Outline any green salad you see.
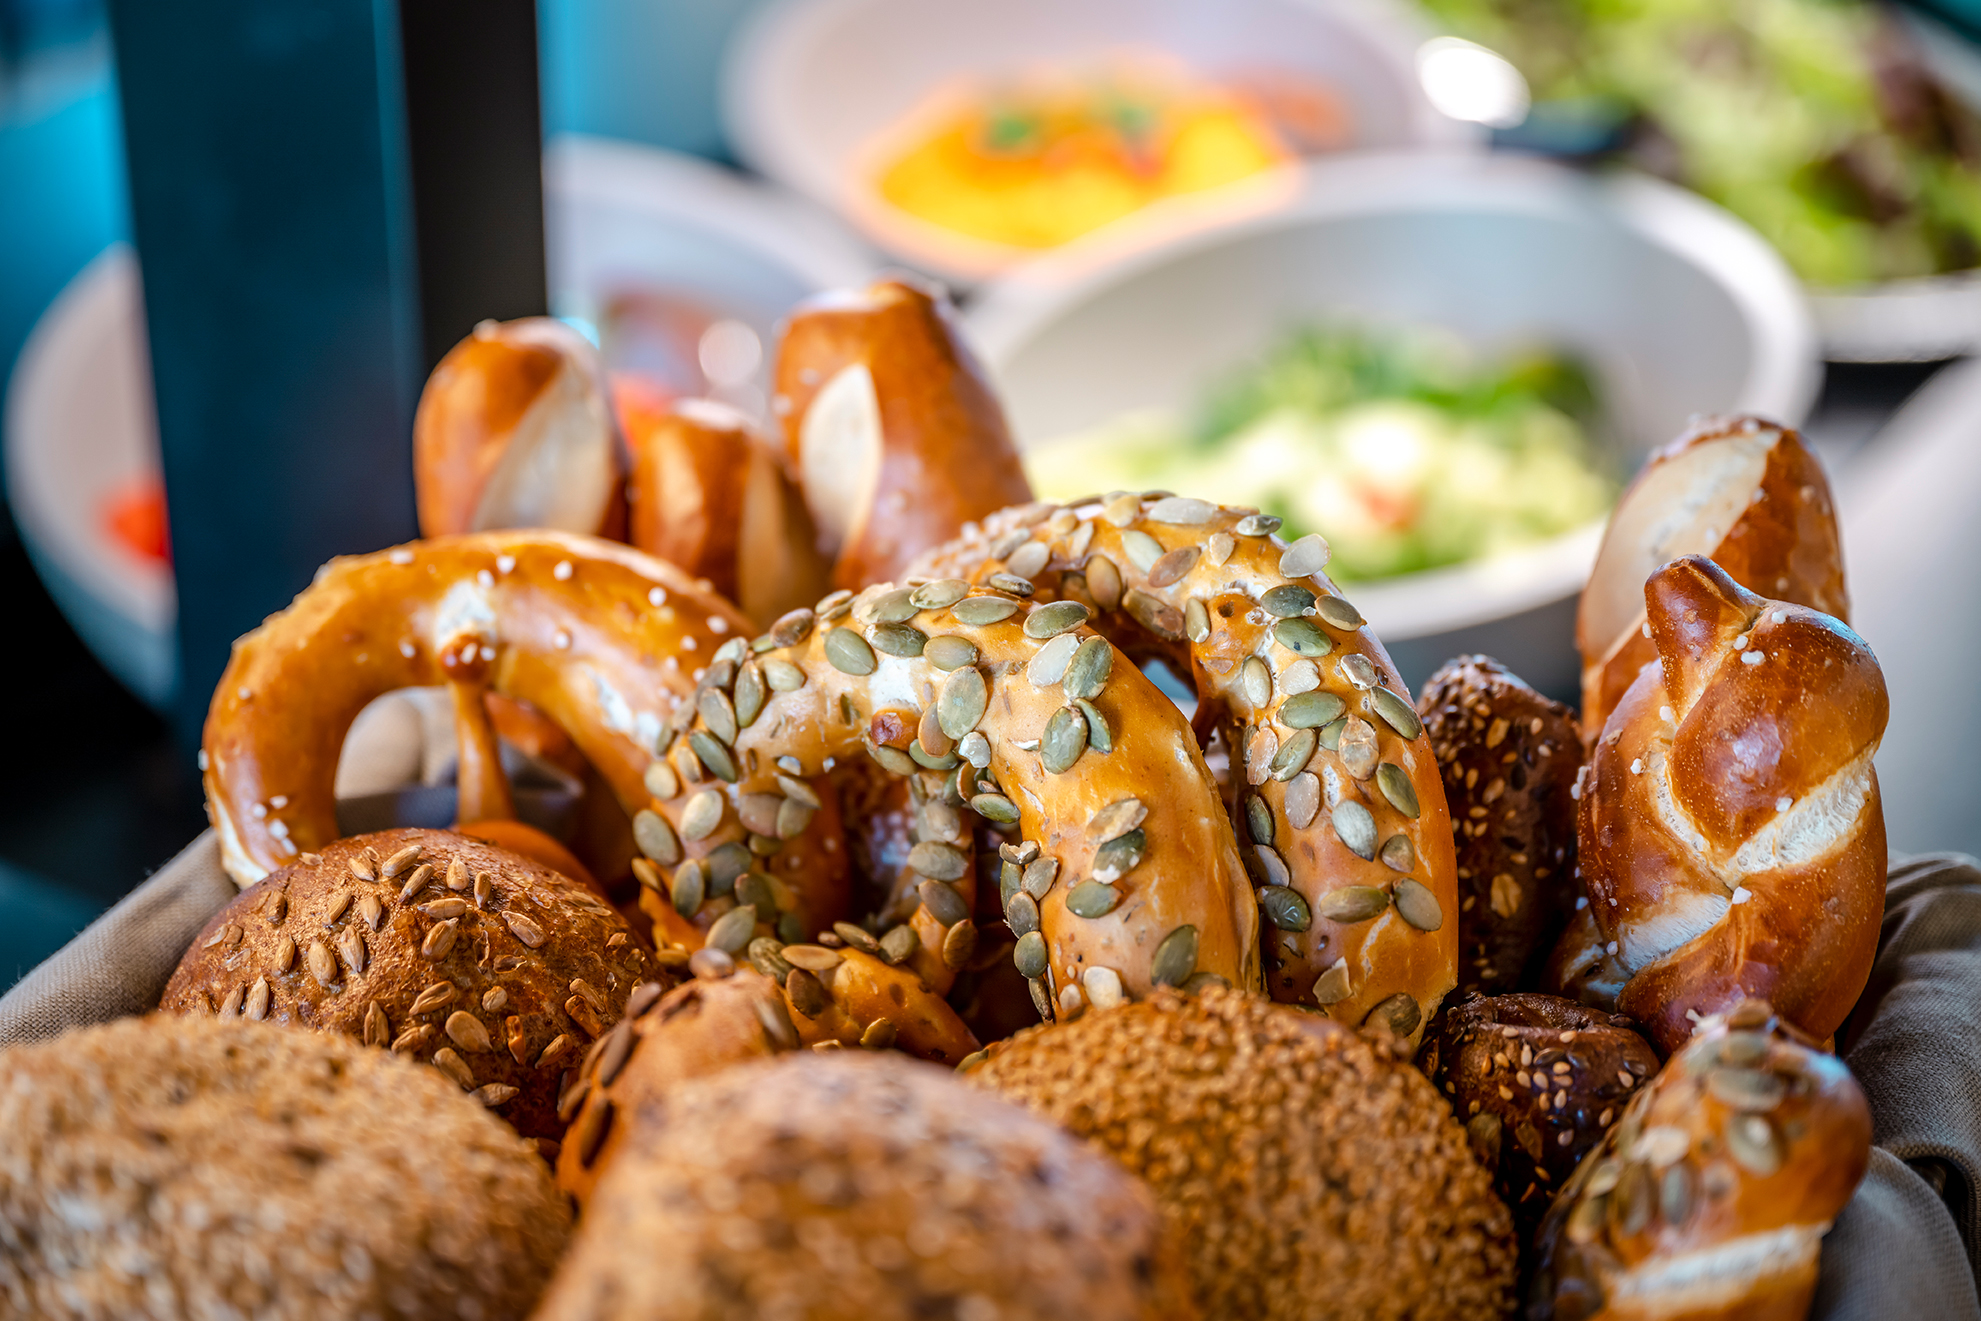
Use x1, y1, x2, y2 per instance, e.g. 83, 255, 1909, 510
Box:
1420, 0, 1981, 286
1029, 323, 1616, 582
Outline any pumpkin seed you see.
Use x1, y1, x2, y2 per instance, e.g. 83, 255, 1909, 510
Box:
1285, 772, 1321, 828
1004, 890, 1041, 936
633, 810, 681, 865
689, 732, 739, 782
1270, 727, 1317, 781
1261, 585, 1316, 617
1076, 698, 1114, 753
942, 919, 978, 968
1719, 1031, 1772, 1066
706, 906, 757, 954
1339, 653, 1380, 689
1063, 636, 1113, 699
1312, 958, 1352, 1004
1369, 686, 1422, 739
1281, 690, 1347, 728
870, 743, 916, 776
879, 924, 919, 964
1379, 833, 1416, 873
1395, 879, 1443, 931
1279, 658, 1321, 695
769, 607, 816, 647
748, 936, 792, 981
906, 579, 965, 610
958, 731, 992, 767
988, 573, 1035, 597
1273, 617, 1333, 657
764, 658, 806, 691
1124, 589, 1184, 639
1363, 992, 1421, 1037
1025, 600, 1091, 639
1332, 800, 1377, 859
1022, 856, 1059, 899
823, 627, 876, 676
734, 662, 766, 729
1709, 1067, 1787, 1112
707, 843, 752, 893
953, 594, 1021, 626
991, 527, 1031, 559
913, 878, 966, 926
1183, 597, 1211, 643
1236, 513, 1281, 536
1147, 545, 1200, 588
776, 798, 815, 839
1014, 930, 1050, 978
1093, 828, 1146, 882
1377, 763, 1421, 818
1151, 925, 1200, 985
697, 688, 738, 746
1660, 1163, 1694, 1225
1616, 1162, 1654, 1236
735, 872, 777, 921
670, 861, 706, 917
1120, 529, 1164, 571
972, 792, 1020, 824
833, 921, 881, 955
1339, 718, 1379, 779
1264, 884, 1316, 931
924, 635, 980, 671
680, 790, 724, 840
1314, 594, 1364, 629
1279, 533, 1330, 578
870, 622, 927, 657
1086, 555, 1123, 610
1253, 844, 1291, 888
1007, 540, 1051, 580
1147, 495, 1216, 524
784, 966, 828, 1017
864, 587, 920, 624
909, 740, 960, 771
1090, 797, 1147, 841
1245, 794, 1274, 845
1238, 656, 1272, 710
1027, 631, 1080, 686
643, 759, 679, 800
1319, 885, 1389, 922
1318, 717, 1348, 751
1042, 706, 1088, 773
930, 668, 986, 741
1066, 881, 1122, 918
907, 841, 969, 881
1585, 1159, 1624, 1197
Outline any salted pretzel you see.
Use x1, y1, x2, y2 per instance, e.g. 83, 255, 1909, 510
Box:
203, 531, 765, 888
912, 495, 1458, 1036
1575, 555, 1887, 1054
771, 277, 1035, 590
1578, 416, 1847, 737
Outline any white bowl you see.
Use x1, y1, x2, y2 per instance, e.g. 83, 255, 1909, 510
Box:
722, 0, 1472, 282
967, 150, 1822, 697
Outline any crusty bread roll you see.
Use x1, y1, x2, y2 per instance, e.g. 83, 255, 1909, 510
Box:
532, 1052, 1197, 1321
970, 986, 1517, 1321
415, 317, 624, 539
1528, 1000, 1872, 1321
1578, 416, 1847, 737
0, 1015, 568, 1320
771, 277, 1034, 589
1576, 556, 1887, 1054
160, 828, 662, 1141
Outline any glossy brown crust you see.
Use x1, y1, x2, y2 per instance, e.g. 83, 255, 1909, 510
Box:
159, 829, 660, 1141
914, 496, 1456, 1039
1545, 904, 1631, 1011
1580, 557, 1888, 1054
1527, 1002, 1872, 1321
555, 968, 791, 1206
532, 1052, 1199, 1321
1417, 992, 1658, 1245
772, 277, 1034, 589
414, 317, 623, 539
648, 563, 1262, 1026
202, 530, 751, 886
1579, 417, 1847, 737
1419, 657, 1582, 992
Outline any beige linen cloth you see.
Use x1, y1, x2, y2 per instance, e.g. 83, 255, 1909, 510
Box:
2, 836, 1977, 1319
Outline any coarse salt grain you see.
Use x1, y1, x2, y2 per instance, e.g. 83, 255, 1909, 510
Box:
553, 560, 573, 581
496, 555, 515, 574
649, 586, 667, 607
477, 570, 494, 588
399, 640, 416, 658
1776, 796, 1792, 812
1731, 886, 1752, 904
1630, 759, 1644, 775
1742, 651, 1764, 665
390, 549, 414, 565
709, 617, 728, 634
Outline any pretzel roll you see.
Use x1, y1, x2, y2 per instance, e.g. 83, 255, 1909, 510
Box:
1528, 1000, 1872, 1321
912, 495, 1456, 1036
1418, 992, 1658, 1244
1419, 656, 1583, 991
1545, 904, 1632, 1010
202, 531, 750, 886
772, 941, 980, 1063
623, 396, 830, 625
1579, 416, 1846, 736
649, 574, 1262, 1022
160, 829, 660, 1142
772, 277, 1033, 589
415, 317, 623, 539
1580, 556, 1887, 1054
556, 966, 794, 1206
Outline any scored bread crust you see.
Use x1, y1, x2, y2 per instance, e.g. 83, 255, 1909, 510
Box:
160, 828, 660, 1141
0, 1015, 569, 1320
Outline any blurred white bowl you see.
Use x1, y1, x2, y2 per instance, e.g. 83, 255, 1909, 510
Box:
967, 150, 1822, 697
723, 0, 1473, 282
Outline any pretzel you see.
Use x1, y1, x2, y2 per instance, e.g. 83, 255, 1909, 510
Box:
1576, 555, 1887, 1054
413, 318, 624, 539
1528, 1000, 1871, 1321
644, 562, 1264, 1028
202, 531, 753, 887
1578, 416, 1846, 737
771, 277, 1034, 590
912, 494, 1458, 1037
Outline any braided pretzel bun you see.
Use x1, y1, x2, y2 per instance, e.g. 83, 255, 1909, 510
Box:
1578, 555, 1888, 1054
771, 277, 1034, 590
1579, 416, 1846, 737
645, 569, 1260, 1030
1528, 1000, 1872, 1321
622, 394, 830, 626
912, 495, 1457, 1037
202, 531, 755, 887
413, 317, 624, 539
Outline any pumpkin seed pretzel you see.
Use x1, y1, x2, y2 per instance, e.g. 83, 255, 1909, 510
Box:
912, 493, 1459, 1035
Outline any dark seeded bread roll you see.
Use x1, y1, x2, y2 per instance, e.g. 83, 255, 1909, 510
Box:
161, 827, 665, 1141
0, 1015, 568, 1319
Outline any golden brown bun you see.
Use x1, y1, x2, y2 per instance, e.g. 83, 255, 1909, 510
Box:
1578, 417, 1847, 736
913, 495, 1456, 1040
1419, 656, 1583, 991
160, 828, 661, 1140
1417, 991, 1659, 1244
1578, 556, 1887, 1053
556, 966, 794, 1206
970, 986, 1517, 1321
414, 317, 623, 539
1528, 1000, 1872, 1321
0, 1015, 568, 1319
531, 1051, 1197, 1321
201, 530, 751, 886
624, 396, 831, 626
772, 277, 1034, 589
